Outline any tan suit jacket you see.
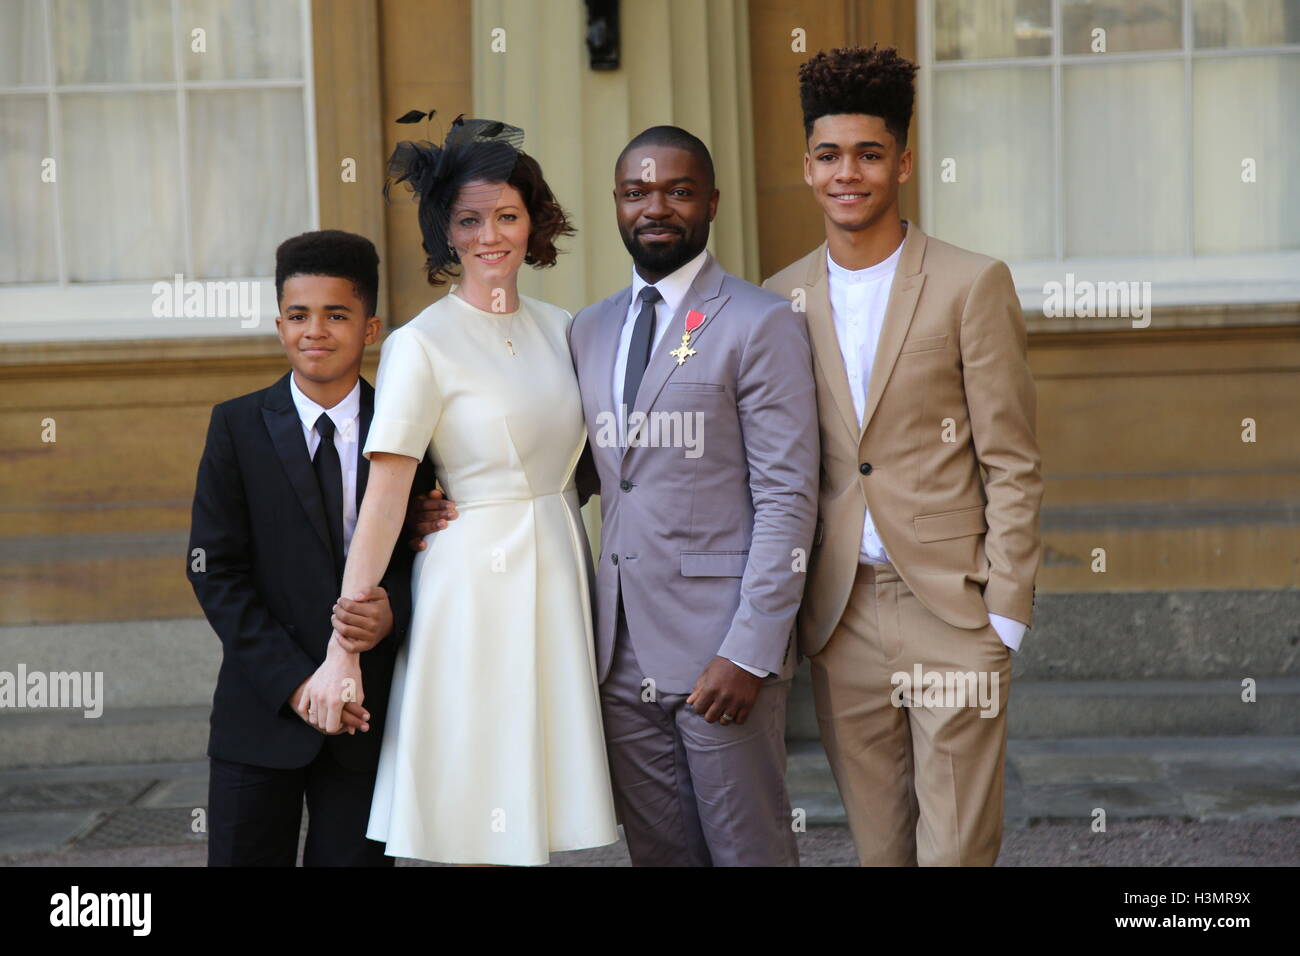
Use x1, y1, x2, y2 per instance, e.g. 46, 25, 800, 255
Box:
763, 222, 1042, 657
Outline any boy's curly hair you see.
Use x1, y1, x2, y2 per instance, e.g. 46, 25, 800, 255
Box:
799, 45, 919, 147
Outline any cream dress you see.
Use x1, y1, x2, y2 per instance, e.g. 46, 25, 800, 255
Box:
363, 288, 618, 865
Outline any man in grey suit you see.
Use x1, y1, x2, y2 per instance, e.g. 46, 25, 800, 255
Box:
567, 126, 820, 865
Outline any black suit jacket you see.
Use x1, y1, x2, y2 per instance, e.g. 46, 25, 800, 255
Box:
186, 371, 435, 772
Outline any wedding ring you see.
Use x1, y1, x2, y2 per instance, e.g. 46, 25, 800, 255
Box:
721, 713, 734, 724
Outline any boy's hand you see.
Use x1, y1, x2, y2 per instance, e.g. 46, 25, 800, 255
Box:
289, 677, 370, 735
407, 489, 458, 550
296, 638, 365, 734
332, 585, 393, 653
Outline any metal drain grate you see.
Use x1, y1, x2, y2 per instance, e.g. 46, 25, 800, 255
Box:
75, 807, 206, 850
0, 780, 153, 811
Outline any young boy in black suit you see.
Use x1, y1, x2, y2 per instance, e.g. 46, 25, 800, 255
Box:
187, 230, 435, 866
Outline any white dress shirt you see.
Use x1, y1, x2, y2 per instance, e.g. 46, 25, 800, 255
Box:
611, 248, 709, 411
289, 374, 361, 557
827, 244, 1026, 653
612, 249, 768, 678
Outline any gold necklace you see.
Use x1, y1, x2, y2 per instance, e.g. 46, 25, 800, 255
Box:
453, 286, 519, 355
492, 309, 519, 356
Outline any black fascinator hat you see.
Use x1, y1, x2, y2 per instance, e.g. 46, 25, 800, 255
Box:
384, 111, 526, 284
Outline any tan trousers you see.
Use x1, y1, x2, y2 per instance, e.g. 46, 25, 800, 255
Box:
809, 561, 1013, 866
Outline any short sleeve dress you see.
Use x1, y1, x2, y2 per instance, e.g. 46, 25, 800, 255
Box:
362, 288, 618, 865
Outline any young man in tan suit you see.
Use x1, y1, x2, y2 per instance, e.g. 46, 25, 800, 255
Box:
763, 46, 1043, 866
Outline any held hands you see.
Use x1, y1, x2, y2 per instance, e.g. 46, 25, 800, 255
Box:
331, 585, 394, 653
289, 675, 369, 735
294, 635, 367, 735
406, 489, 458, 551
686, 656, 762, 726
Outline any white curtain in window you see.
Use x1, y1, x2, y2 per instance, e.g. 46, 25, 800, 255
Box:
53, 0, 174, 84
0, 0, 47, 86
189, 89, 310, 276
0, 96, 58, 283
925, 0, 1298, 268
935, 0, 1052, 60
1064, 60, 1186, 257
0, 0, 309, 285
932, 67, 1054, 261
1193, 55, 1300, 254
181, 0, 304, 81
1193, 0, 1300, 48
60, 92, 185, 281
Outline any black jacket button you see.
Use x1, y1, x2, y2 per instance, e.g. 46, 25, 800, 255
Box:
611, 553, 619, 565
859, 462, 873, 475
619, 479, 632, 491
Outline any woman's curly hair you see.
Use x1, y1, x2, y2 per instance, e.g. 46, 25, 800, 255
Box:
798, 45, 919, 147
384, 115, 576, 287
424, 151, 576, 287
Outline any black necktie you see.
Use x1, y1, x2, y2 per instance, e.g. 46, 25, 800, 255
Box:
622, 285, 662, 410
312, 412, 345, 578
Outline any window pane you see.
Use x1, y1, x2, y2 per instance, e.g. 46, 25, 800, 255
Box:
932, 67, 1054, 260
180, 0, 304, 82
1194, 56, 1300, 253
1062, 0, 1182, 54
1193, 0, 1300, 48
0, 96, 58, 282
61, 92, 184, 280
188, 89, 310, 277
54, 0, 174, 85
934, 0, 1052, 60
1064, 61, 1186, 256
0, 0, 48, 86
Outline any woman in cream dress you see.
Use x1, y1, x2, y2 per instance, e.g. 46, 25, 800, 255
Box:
364, 285, 616, 865
317, 118, 616, 864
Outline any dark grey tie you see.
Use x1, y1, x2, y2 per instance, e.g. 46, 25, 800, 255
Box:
622, 285, 662, 409
312, 412, 345, 579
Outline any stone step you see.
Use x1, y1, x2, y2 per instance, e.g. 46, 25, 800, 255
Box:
788, 735, 1300, 825
0, 706, 210, 771
3, 739, 1293, 853
2, 676, 1297, 769
786, 673, 1300, 739
1013, 589, 1300, 680
2, 590, 1298, 718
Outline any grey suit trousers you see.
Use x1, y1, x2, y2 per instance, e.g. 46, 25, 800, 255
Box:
600, 598, 799, 866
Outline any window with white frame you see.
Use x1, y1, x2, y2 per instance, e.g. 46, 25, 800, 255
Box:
0, 0, 316, 341
918, 0, 1300, 309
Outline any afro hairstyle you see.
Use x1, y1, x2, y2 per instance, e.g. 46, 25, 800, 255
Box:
799, 45, 919, 148
275, 229, 380, 318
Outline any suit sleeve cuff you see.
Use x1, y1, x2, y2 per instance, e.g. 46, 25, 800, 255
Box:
727, 658, 769, 678
988, 613, 1027, 653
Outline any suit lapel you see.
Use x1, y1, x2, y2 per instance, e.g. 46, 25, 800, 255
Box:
625, 251, 730, 450
589, 288, 631, 474
859, 223, 928, 440
801, 243, 859, 443
356, 378, 373, 513
261, 371, 334, 555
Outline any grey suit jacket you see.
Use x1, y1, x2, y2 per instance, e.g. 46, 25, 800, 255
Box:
568, 250, 820, 694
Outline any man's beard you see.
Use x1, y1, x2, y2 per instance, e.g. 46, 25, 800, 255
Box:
621, 227, 703, 276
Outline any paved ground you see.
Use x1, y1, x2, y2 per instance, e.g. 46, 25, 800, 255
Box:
2, 737, 1296, 867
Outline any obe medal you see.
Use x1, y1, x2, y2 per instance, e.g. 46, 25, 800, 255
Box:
670, 309, 706, 366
